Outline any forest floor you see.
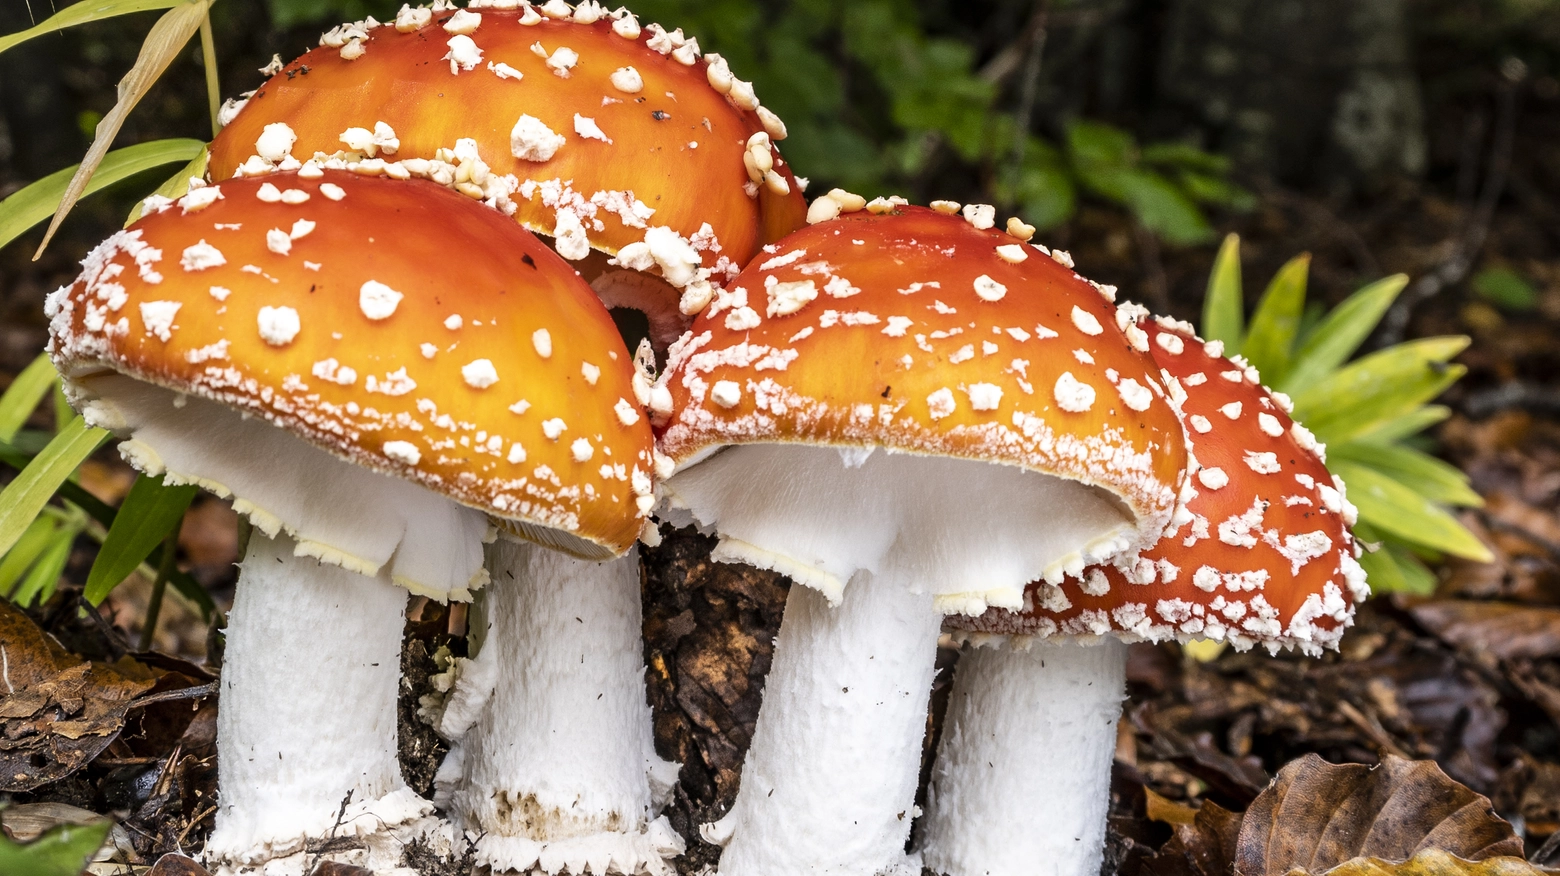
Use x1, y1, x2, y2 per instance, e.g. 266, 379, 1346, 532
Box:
5, 161, 1560, 875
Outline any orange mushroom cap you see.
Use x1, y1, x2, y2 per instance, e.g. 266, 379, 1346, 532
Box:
47, 171, 653, 557
945, 318, 1366, 655
656, 204, 1190, 550
208, 6, 807, 284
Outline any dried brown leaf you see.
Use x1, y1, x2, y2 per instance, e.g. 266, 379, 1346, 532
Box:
1236, 754, 1523, 876
1305, 848, 1557, 876
1408, 601, 1560, 661
1145, 800, 1244, 876
146, 852, 212, 876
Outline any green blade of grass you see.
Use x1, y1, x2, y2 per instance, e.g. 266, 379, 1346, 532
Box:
124, 145, 207, 226
1278, 274, 1408, 395
0, 515, 60, 598
0, 417, 107, 559
11, 522, 79, 607
0, 821, 113, 876
1356, 540, 1438, 596
34, 1, 211, 257
0, 138, 204, 252
1327, 441, 1483, 508
84, 472, 197, 605
1201, 233, 1244, 352
1331, 460, 1492, 562
1351, 405, 1452, 445
1240, 253, 1310, 384
0, 0, 182, 55
0, 354, 56, 444
1292, 336, 1470, 444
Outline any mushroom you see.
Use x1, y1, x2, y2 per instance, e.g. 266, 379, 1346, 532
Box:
922, 316, 1366, 876
653, 200, 1189, 874
206, 1, 806, 354
45, 170, 650, 873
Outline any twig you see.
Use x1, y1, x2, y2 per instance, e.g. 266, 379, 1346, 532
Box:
1476, 509, 1560, 563
174, 803, 217, 850
1461, 381, 1560, 418
1380, 72, 1521, 345
128, 681, 218, 709
1002, 2, 1049, 203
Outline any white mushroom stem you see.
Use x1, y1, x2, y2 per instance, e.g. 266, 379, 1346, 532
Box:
704, 567, 942, 876
207, 532, 433, 874
920, 639, 1128, 876
436, 540, 683, 875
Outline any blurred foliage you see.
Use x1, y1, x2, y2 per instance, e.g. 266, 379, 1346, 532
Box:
1200, 235, 1490, 595
262, 0, 1251, 242
0, 819, 111, 876
1471, 265, 1539, 312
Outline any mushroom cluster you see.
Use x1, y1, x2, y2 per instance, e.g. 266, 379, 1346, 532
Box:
45, 3, 1370, 876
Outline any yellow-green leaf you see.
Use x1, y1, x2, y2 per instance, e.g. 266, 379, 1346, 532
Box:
0, 138, 203, 253
35, 1, 211, 257
1328, 441, 1483, 508
124, 145, 207, 226
1352, 405, 1452, 445
0, 820, 112, 876
1314, 849, 1553, 876
1279, 274, 1408, 395
1241, 253, 1310, 384
1331, 461, 1492, 562
1202, 233, 1244, 351
0, 0, 182, 55
1292, 337, 1470, 444
0, 354, 56, 444
0, 417, 108, 560
84, 473, 197, 605
10, 523, 77, 607
0, 515, 60, 599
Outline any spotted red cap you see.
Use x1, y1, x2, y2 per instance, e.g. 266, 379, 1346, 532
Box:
207, 2, 807, 313
48, 171, 655, 565
946, 317, 1366, 655
656, 201, 1190, 557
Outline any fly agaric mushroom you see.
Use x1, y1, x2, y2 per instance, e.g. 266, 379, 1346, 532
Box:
207, 1, 806, 353
46, 170, 654, 873
922, 316, 1366, 876
653, 200, 1189, 875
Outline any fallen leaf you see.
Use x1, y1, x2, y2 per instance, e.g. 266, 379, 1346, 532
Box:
1144, 799, 1243, 876
1236, 754, 1523, 876
146, 852, 212, 876
1408, 601, 1560, 661
1306, 848, 1557, 876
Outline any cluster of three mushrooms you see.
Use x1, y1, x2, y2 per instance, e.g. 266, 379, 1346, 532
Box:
649, 198, 1365, 876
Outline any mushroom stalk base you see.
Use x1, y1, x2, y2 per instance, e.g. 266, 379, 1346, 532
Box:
707, 568, 942, 876
437, 540, 682, 875
206, 533, 434, 876
921, 640, 1127, 876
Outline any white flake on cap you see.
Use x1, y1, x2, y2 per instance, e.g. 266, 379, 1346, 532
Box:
319, 183, 346, 201
488, 61, 523, 80
1217, 499, 1266, 548
546, 46, 579, 77
883, 316, 913, 337
1156, 333, 1184, 355
462, 359, 500, 389
139, 301, 180, 342
1116, 378, 1153, 412
1197, 467, 1228, 489
311, 358, 358, 385
443, 8, 481, 33
768, 280, 817, 317
582, 362, 601, 385
511, 114, 566, 162
1244, 451, 1280, 474
1258, 413, 1284, 437
359, 281, 402, 320
571, 437, 594, 462
1071, 306, 1103, 336
180, 186, 223, 213
1220, 401, 1242, 420
257, 183, 283, 203
532, 328, 553, 358
965, 383, 1002, 411
711, 380, 742, 408
542, 418, 567, 439
1053, 372, 1095, 412
444, 314, 463, 330
444, 35, 484, 73
383, 440, 421, 465
1190, 414, 1213, 434
615, 398, 641, 426
266, 229, 292, 255
926, 387, 957, 420
289, 219, 315, 240
610, 66, 643, 93
995, 244, 1028, 264
180, 241, 226, 272
257, 305, 300, 346
973, 275, 1007, 302
962, 203, 995, 230
255, 123, 297, 163
574, 114, 612, 143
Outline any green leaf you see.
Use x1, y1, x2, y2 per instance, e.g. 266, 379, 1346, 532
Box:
1202, 234, 1245, 351
0, 516, 60, 598
0, 139, 203, 253
0, 417, 108, 560
1066, 119, 1135, 169
1352, 405, 1452, 445
1470, 266, 1538, 312
1241, 253, 1311, 383
1293, 337, 1469, 444
0, 0, 182, 55
85, 473, 197, 605
1330, 461, 1492, 562
125, 145, 208, 226
1278, 274, 1408, 395
1356, 541, 1437, 596
0, 355, 56, 444
1117, 170, 1215, 246
11, 523, 78, 607
0, 820, 112, 876
1328, 441, 1483, 508
35, 1, 212, 257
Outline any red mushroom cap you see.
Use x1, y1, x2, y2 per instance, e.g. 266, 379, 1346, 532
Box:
945, 317, 1366, 655
656, 203, 1190, 551
207, 7, 807, 281
48, 171, 654, 558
